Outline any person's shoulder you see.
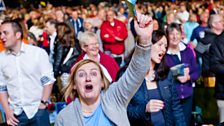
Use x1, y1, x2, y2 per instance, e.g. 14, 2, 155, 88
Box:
193, 25, 201, 31
0, 51, 6, 59
100, 52, 114, 59
100, 52, 118, 65
183, 46, 194, 55
57, 102, 74, 116
114, 19, 125, 25
25, 44, 48, 55
212, 33, 224, 46
216, 32, 224, 40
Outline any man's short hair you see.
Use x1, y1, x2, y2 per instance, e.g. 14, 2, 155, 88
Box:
46, 18, 57, 26
2, 19, 23, 39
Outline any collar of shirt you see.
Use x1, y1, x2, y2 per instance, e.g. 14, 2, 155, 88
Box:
50, 32, 57, 40
6, 42, 26, 56
167, 42, 186, 55
83, 53, 100, 61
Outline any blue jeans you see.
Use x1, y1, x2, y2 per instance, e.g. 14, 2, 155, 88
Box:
15, 109, 50, 126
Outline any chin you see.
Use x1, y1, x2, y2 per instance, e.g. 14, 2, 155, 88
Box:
152, 59, 161, 64
155, 61, 161, 64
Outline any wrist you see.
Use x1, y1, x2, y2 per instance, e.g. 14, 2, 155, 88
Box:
138, 37, 151, 47
41, 100, 49, 107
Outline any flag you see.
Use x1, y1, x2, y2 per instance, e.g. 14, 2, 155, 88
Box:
125, 0, 137, 17
0, 0, 5, 11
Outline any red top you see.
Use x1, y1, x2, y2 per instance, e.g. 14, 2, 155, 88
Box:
100, 19, 128, 55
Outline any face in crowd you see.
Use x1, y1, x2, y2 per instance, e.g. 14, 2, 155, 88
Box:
106, 10, 115, 23
66, 60, 109, 104
0, 22, 22, 50
167, 23, 182, 48
79, 32, 100, 57
151, 31, 168, 65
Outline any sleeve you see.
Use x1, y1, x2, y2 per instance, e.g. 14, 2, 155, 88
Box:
127, 86, 151, 122
53, 44, 64, 77
209, 37, 224, 74
103, 44, 151, 107
54, 114, 63, 126
100, 22, 116, 43
171, 83, 187, 126
188, 48, 200, 81
190, 29, 196, 42
39, 49, 56, 86
114, 22, 128, 41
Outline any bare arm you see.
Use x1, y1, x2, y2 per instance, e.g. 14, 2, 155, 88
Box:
0, 92, 19, 126
39, 84, 53, 109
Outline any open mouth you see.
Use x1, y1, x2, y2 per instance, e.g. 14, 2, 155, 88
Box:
158, 53, 164, 59
85, 84, 93, 92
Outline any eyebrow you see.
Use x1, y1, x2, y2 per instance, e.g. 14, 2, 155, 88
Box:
77, 68, 98, 72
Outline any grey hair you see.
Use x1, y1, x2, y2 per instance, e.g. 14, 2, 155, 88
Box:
208, 14, 220, 28
77, 31, 98, 46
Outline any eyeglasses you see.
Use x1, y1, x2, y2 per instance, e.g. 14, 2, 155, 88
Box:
84, 42, 99, 47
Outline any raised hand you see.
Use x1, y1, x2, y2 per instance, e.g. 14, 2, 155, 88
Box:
134, 13, 153, 46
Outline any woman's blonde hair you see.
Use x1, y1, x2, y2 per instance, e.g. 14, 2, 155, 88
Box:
64, 59, 110, 102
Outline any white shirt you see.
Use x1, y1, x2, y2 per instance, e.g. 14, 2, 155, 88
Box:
49, 32, 57, 64
167, 42, 186, 61
29, 26, 44, 40
0, 43, 55, 119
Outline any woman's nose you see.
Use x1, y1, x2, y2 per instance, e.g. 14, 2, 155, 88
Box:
85, 74, 91, 82
161, 46, 166, 52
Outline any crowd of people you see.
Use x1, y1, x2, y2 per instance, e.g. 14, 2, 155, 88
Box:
0, 0, 224, 125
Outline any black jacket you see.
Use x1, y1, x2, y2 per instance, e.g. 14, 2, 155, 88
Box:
199, 30, 218, 76
53, 42, 81, 77
209, 32, 224, 100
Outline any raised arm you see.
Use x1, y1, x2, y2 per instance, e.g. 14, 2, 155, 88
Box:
102, 13, 153, 107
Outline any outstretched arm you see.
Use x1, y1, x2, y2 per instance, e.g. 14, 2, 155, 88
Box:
103, 13, 153, 107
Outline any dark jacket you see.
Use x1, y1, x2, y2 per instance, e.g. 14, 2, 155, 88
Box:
209, 32, 224, 100
198, 30, 218, 76
53, 42, 81, 77
127, 72, 186, 126
68, 17, 84, 36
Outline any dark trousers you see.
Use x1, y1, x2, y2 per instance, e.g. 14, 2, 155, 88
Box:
15, 109, 50, 126
180, 96, 193, 126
